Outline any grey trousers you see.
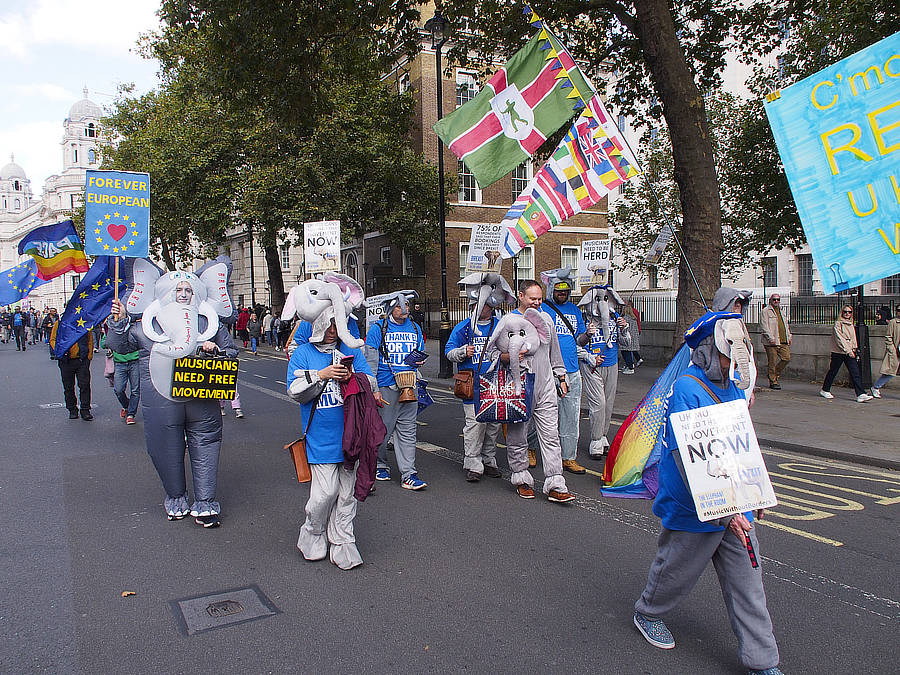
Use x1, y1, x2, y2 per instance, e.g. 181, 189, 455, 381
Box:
635, 527, 780, 671
505, 393, 567, 494
581, 363, 618, 451
557, 369, 582, 461
376, 386, 418, 480
297, 463, 362, 570
462, 403, 499, 473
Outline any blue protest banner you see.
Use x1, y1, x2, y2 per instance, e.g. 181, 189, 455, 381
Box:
764, 31, 900, 294
84, 170, 150, 258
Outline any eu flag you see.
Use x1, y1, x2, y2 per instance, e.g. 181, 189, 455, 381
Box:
54, 256, 126, 359
0, 258, 49, 306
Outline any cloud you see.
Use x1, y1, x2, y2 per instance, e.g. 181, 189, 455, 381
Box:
12, 83, 77, 103
0, 120, 70, 188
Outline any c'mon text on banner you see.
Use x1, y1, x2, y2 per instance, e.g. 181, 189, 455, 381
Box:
84, 169, 151, 258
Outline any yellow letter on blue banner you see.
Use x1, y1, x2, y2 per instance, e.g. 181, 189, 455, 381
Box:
84, 170, 151, 258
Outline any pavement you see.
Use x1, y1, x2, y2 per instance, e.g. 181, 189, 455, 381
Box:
399, 337, 900, 471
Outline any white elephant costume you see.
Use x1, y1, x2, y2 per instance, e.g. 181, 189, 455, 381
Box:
108, 256, 238, 524
484, 308, 572, 499
711, 287, 757, 399
285, 273, 365, 357
576, 285, 631, 458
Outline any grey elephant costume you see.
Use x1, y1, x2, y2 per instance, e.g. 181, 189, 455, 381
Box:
108, 256, 238, 522
484, 308, 570, 495
711, 287, 757, 396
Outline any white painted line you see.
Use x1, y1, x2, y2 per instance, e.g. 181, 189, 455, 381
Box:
239, 380, 296, 404
276, 380, 286, 385
253, 373, 267, 379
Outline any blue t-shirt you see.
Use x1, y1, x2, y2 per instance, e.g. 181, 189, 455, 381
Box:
13, 312, 24, 327
286, 342, 370, 464
653, 364, 754, 532
539, 301, 584, 373
446, 317, 498, 403
585, 312, 621, 366
365, 317, 425, 388
292, 317, 360, 348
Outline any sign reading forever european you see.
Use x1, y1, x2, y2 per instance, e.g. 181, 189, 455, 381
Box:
84, 169, 151, 258
764, 30, 900, 294
171, 357, 239, 400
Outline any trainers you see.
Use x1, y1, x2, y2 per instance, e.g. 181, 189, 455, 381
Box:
769, 382, 781, 390
69, 410, 79, 420
562, 459, 587, 474
856, 393, 873, 403
221, 407, 226, 416
483, 465, 502, 478
622, 367, 635, 374
636, 358, 644, 367
375, 468, 391, 481
167, 512, 187, 521
234, 408, 244, 418
120, 408, 127, 418
125, 415, 136, 425
80, 410, 94, 421
633, 612, 675, 649
547, 489, 576, 503
465, 470, 481, 482
516, 484, 535, 499
819, 390, 834, 399
870, 387, 881, 398
401, 473, 427, 490
527, 448, 537, 468
195, 514, 221, 528
748, 669, 784, 675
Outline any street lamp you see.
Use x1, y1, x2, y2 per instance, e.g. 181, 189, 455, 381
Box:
424, 10, 453, 378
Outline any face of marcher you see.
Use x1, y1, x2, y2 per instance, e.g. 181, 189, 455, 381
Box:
175, 281, 194, 305
518, 285, 544, 312
391, 305, 408, 322
323, 319, 338, 344
552, 288, 570, 304
770, 296, 780, 307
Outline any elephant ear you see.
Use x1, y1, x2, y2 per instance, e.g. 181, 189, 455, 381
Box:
577, 288, 597, 308
523, 308, 551, 343
606, 287, 625, 307
197, 257, 235, 319
458, 271, 486, 287
122, 257, 163, 317
323, 272, 364, 309
281, 285, 302, 321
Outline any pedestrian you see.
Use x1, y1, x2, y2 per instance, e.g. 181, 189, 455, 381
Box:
12, 305, 27, 351
760, 294, 792, 390
446, 273, 514, 482
42, 309, 56, 343
247, 312, 261, 354
819, 305, 872, 402
101, 327, 141, 424
538, 268, 587, 475
262, 309, 273, 345
485, 280, 576, 503
236, 307, 250, 347
0, 307, 11, 344
365, 290, 428, 490
410, 301, 426, 334
288, 308, 379, 569
49, 317, 94, 420
632, 310, 783, 675
219, 384, 245, 418
620, 299, 642, 373
875, 306, 890, 325
871, 304, 900, 398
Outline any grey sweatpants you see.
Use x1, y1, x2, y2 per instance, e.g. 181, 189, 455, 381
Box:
462, 403, 499, 473
505, 391, 567, 494
581, 363, 618, 452
376, 386, 418, 480
635, 526, 779, 671
297, 463, 361, 570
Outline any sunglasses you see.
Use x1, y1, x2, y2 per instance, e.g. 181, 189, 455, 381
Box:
842, 309, 853, 314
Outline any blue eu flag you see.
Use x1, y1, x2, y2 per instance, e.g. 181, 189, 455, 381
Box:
54, 256, 126, 358
0, 258, 48, 306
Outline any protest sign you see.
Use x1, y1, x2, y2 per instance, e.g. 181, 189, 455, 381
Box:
644, 224, 674, 266
171, 356, 239, 400
466, 222, 504, 273
84, 170, 150, 257
764, 31, 900, 294
365, 293, 392, 331
304, 220, 340, 274
669, 399, 777, 522
577, 239, 612, 287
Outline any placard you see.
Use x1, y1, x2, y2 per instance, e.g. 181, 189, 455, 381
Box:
171, 356, 239, 400
764, 31, 900, 294
364, 293, 392, 332
669, 399, 777, 522
303, 220, 340, 274
466, 222, 504, 273
577, 239, 612, 287
84, 170, 150, 257
643, 224, 674, 266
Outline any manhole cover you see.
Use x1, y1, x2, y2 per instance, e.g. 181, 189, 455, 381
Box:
171, 585, 278, 635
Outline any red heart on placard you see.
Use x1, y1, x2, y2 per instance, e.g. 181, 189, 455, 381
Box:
107, 224, 127, 241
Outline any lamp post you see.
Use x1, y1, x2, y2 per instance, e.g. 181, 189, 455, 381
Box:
425, 10, 453, 379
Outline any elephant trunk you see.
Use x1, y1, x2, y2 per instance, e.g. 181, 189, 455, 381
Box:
505, 336, 527, 395
472, 282, 492, 330
326, 283, 364, 349
599, 298, 611, 344
147, 304, 201, 358
730, 338, 753, 390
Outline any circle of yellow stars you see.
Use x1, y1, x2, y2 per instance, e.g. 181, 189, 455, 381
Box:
94, 212, 139, 254
6, 261, 40, 293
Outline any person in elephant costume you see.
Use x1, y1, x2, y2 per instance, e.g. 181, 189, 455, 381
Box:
284, 273, 365, 357
108, 256, 238, 528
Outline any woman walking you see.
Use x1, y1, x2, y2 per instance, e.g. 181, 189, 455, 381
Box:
819, 305, 873, 403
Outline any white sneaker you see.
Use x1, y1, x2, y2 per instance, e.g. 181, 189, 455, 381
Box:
856, 393, 873, 403
819, 390, 834, 399
622, 367, 635, 374
636, 359, 644, 367
870, 387, 881, 398
234, 408, 244, 418
221, 408, 226, 416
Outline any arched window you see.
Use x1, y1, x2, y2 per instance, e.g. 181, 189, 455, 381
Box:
13, 180, 20, 191
345, 252, 358, 282
88, 149, 96, 164
87, 123, 96, 138
15, 198, 21, 210
72, 146, 78, 163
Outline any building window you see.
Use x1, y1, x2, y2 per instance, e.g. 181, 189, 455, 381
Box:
561, 246, 579, 270
514, 246, 534, 281
279, 244, 291, 270
13, 180, 20, 191
456, 70, 478, 107
458, 160, 481, 203
511, 161, 531, 203
14, 198, 20, 210
648, 266, 659, 289
459, 243, 469, 283
345, 252, 358, 282
402, 249, 416, 277
617, 114, 627, 133
398, 71, 410, 94
88, 149, 96, 164
608, 269, 615, 287
87, 123, 96, 138
762, 256, 777, 287
380, 246, 391, 265
73, 147, 77, 163
796, 254, 814, 295
882, 274, 900, 295
70, 194, 76, 210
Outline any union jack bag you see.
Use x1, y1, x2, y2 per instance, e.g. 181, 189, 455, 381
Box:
474, 367, 535, 424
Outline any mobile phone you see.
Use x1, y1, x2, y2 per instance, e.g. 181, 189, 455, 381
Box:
340, 355, 355, 370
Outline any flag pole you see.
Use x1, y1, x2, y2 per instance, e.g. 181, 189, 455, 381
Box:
114, 256, 119, 303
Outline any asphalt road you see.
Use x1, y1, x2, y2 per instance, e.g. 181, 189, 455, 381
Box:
1, 344, 897, 674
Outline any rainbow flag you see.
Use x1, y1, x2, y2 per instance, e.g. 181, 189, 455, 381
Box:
18, 220, 90, 281
601, 344, 692, 498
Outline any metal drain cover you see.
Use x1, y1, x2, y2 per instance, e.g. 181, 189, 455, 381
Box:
172, 585, 278, 635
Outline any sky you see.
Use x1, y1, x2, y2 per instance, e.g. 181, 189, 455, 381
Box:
0, 0, 162, 192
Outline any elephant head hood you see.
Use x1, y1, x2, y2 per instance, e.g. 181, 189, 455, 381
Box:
540, 267, 576, 293
685, 311, 750, 389
381, 290, 419, 318
459, 272, 515, 329
711, 287, 752, 316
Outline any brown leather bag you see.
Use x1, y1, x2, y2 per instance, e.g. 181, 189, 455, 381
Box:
453, 370, 474, 399
284, 438, 312, 483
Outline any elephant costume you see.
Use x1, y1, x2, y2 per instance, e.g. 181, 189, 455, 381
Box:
108, 256, 238, 524
484, 309, 570, 495
286, 273, 366, 356
711, 287, 757, 397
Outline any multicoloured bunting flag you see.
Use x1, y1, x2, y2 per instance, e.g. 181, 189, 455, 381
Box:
0, 258, 49, 306
17, 220, 90, 281
433, 9, 594, 189
53, 256, 125, 359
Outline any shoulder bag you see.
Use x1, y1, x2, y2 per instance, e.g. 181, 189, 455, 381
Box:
283, 385, 325, 483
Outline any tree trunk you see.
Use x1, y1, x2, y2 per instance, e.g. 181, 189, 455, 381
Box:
633, 0, 723, 348
264, 244, 286, 315
160, 239, 175, 270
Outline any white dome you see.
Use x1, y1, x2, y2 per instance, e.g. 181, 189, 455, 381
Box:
0, 154, 26, 180
68, 87, 102, 121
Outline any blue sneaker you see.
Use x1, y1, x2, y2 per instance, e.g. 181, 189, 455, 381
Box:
401, 473, 427, 490
633, 612, 675, 649
375, 468, 391, 481
748, 669, 784, 675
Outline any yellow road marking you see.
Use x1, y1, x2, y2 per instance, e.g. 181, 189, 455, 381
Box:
764, 450, 900, 480
757, 519, 843, 547
771, 483, 864, 511
769, 471, 900, 505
